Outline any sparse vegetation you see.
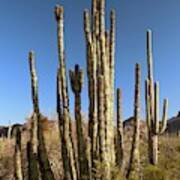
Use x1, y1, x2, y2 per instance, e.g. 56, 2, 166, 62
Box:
0, 0, 179, 180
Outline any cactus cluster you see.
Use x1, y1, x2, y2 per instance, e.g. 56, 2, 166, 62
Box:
145, 30, 168, 165
12, 0, 169, 180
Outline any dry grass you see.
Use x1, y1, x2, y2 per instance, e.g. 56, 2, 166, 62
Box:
0, 119, 179, 180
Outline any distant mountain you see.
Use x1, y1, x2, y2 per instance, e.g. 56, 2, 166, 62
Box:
167, 111, 180, 134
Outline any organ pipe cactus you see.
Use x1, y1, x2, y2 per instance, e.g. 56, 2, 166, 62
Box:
55, 5, 78, 180
69, 65, 89, 179
28, 51, 55, 180
14, 128, 23, 180
127, 64, 141, 180
83, 0, 117, 178
145, 30, 168, 165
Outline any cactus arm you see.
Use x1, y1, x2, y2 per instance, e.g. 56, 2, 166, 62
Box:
154, 82, 159, 134
159, 99, 168, 134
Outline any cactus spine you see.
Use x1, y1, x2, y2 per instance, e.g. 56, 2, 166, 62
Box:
14, 128, 23, 180
145, 30, 168, 165
116, 88, 124, 169
55, 6, 78, 180
127, 64, 141, 180
69, 65, 89, 179
28, 51, 55, 180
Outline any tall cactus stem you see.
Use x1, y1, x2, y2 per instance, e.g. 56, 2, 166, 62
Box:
127, 64, 141, 179
29, 51, 55, 180
55, 5, 78, 179
116, 88, 124, 169
69, 65, 89, 179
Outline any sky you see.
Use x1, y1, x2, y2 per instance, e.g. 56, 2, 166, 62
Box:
0, 0, 180, 125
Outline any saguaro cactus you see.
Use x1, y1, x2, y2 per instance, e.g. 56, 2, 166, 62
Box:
145, 80, 168, 165
69, 65, 89, 179
28, 51, 55, 180
127, 64, 141, 180
145, 30, 168, 165
14, 128, 23, 180
116, 88, 124, 169
55, 5, 78, 180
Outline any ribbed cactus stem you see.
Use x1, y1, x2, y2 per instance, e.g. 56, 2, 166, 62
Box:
116, 88, 124, 168
109, 9, 116, 164
29, 51, 55, 180
145, 80, 151, 129
127, 63, 140, 180
99, 0, 113, 171
159, 99, 168, 134
28, 51, 39, 180
154, 82, 160, 134
55, 5, 77, 180
29, 51, 39, 114
84, 8, 98, 169
69, 65, 89, 179
98, 75, 106, 163
14, 128, 23, 180
57, 68, 63, 136
147, 30, 154, 122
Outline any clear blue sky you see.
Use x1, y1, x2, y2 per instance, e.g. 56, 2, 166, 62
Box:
0, 0, 180, 125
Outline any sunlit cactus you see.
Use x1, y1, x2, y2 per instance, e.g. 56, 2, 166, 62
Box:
127, 64, 141, 180
28, 51, 55, 180
145, 30, 168, 165
55, 5, 78, 180
69, 65, 89, 179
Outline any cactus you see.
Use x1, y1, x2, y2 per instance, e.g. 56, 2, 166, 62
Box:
69, 65, 89, 179
116, 88, 124, 169
27, 51, 39, 180
97, 75, 106, 163
83, 1, 117, 178
28, 51, 55, 180
84, 9, 98, 167
145, 30, 168, 165
55, 5, 78, 180
127, 64, 141, 180
27, 141, 39, 180
14, 127, 23, 180
109, 10, 116, 164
